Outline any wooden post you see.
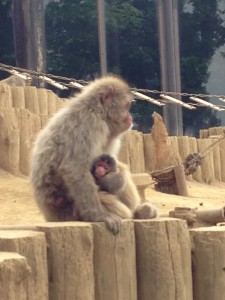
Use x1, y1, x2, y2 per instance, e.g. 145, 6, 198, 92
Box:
47, 90, 57, 116
190, 227, 225, 300
189, 137, 202, 182
24, 86, 40, 114
197, 139, 215, 183
15, 108, 33, 175
0, 252, 31, 300
0, 108, 20, 175
127, 130, 145, 173
143, 134, 156, 172
0, 84, 13, 107
216, 128, 225, 182
174, 164, 189, 196
168, 136, 182, 164
11, 86, 25, 108
0, 230, 48, 300
178, 136, 192, 180
92, 220, 137, 300
37, 88, 48, 115
37, 223, 95, 300
134, 218, 193, 300
212, 141, 221, 181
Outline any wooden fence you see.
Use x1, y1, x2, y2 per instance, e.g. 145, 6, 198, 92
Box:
119, 130, 225, 184
0, 84, 66, 176
0, 219, 224, 300
0, 84, 225, 184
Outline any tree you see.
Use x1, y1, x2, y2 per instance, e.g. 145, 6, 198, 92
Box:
0, 0, 15, 79
45, 0, 99, 79
179, 0, 225, 135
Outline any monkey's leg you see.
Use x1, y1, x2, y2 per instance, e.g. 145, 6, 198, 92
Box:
99, 191, 132, 219
133, 202, 158, 219
33, 188, 74, 222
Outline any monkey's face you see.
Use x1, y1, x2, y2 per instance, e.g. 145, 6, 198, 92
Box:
91, 154, 116, 178
105, 91, 134, 134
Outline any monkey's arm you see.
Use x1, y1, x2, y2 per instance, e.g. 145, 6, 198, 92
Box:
96, 172, 125, 194
60, 166, 122, 234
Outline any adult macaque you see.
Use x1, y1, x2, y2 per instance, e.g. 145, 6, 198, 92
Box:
31, 76, 157, 234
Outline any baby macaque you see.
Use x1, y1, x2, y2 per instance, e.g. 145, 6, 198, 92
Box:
91, 154, 125, 194
91, 154, 158, 220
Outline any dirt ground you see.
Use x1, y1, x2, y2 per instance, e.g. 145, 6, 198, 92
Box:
0, 168, 225, 225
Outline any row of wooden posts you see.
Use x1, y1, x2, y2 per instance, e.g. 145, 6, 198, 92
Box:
0, 219, 224, 300
0, 83, 225, 184
120, 129, 225, 184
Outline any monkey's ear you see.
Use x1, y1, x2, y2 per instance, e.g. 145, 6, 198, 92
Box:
101, 88, 114, 105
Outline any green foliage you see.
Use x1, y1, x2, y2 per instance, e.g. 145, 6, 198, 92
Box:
0, 0, 15, 78
45, 0, 99, 78
179, 0, 225, 135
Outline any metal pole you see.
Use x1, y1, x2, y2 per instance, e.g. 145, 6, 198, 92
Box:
156, 0, 183, 136
96, 0, 108, 75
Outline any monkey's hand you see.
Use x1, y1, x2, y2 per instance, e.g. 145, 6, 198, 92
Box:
96, 213, 122, 235
96, 172, 125, 194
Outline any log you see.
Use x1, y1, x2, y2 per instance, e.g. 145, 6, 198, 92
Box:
92, 220, 137, 300
31, 114, 42, 143
190, 227, 225, 300
218, 135, 225, 182
197, 139, 215, 184
189, 137, 202, 182
15, 108, 33, 175
37, 88, 48, 115
11, 86, 25, 108
24, 86, 40, 114
47, 90, 57, 116
212, 141, 221, 181
0, 230, 48, 300
0, 84, 13, 107
143, 134, 156, 172
173, 164, 189, 196
134, 218, 192, 300
0, 252, 31, 300
127, 130, 145, 173
168, 136, 182, 164
37, 222, 94, 300
169, 206, 225, 226
208, 127, 217, 136
199, 129, 209, 139
0, 108, 20, 174
178, 136, 192, 180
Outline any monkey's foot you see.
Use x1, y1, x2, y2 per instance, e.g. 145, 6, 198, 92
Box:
134, 203, 158, 219
96, 213, 122, 235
